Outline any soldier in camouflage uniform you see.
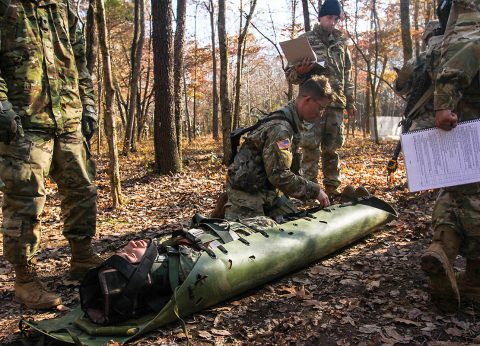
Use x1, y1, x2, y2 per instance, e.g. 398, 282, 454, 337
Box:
421, 0, 480, 312
285, 0, 356, 198
0, 0, 102, 309
225, 76, 333, 220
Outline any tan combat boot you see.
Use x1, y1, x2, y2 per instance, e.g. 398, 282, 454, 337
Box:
456, 259, 480, 305
14, 265, 62, 309
421, 229, 461, 313
69, 238, 103, 280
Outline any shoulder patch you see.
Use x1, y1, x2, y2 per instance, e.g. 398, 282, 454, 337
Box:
276, 139, 291, 150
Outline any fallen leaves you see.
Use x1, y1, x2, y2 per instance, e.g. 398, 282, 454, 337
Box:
1, 137, 480, 345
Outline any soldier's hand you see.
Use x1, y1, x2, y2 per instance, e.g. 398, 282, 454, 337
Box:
435, 109, 458, 131
0, 100, 23, 144
316, 189, 330, 207
296, 57, 315, 75
82, 105, 98, 141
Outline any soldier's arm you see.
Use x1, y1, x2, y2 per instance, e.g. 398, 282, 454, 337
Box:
67, 1, 96, 111
343, 45, 355, 110
285, 33, 314, 85
434, 40, 480, 111
285, 65, 308, 85
263, 124, 320, 201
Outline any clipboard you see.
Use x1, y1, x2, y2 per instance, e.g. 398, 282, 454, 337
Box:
280, 36, 326, 68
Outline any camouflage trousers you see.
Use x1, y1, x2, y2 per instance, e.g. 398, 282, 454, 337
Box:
432, 186, 480, 260
224, 185, 297, 220
300, 107, 344, 188
0, 127, 97, 265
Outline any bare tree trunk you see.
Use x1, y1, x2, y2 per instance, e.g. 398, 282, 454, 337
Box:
218, 0, 232, 164
206, 0, 219, 140
95, 56, 102, 155
317, 0, 322, 20
85, 0, 97, 76
364, 82, 370, 138
137, 17, 154, 142
96, 0, 123, 207
400, 0, 413, 63
287, 0, 298, 101
174, 0, 186, 161
152, 0, 181, 174
233, 0, 257, 129
183, 69, 192, 142
414, 0, 420, 58
123, 0, 145, 155
302, 0, 310, 31
192, 3, 199, 139
370, 0, 380, 143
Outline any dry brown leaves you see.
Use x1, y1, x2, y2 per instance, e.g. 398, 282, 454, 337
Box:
1, 136, 480, 345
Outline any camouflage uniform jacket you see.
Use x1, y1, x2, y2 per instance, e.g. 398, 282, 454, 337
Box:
285, 24, 355, 110
434, 11, 480, 193
0, 0, 95, 134
227, 103, 320, 201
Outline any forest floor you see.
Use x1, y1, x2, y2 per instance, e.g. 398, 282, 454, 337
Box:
1, 135, 480, 345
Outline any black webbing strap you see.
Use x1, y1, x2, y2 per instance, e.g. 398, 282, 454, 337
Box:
103, 255, 136, 279
237, 220, 269, 238
192, 213, 238, 244
113, 240, 158, 315
176, 229, 217, 259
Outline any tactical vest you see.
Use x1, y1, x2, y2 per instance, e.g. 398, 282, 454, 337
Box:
228, 107, 297, 193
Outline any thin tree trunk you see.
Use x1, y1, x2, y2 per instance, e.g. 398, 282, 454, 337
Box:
233, 0, 256, 129
96, 0, 123, 207
218, 0, 232, 164
174, 0, 186, 160
95, 56, 102, 155
206, 0, 219, 140
192, 3, 199, 139
183, 69, 192, 142
414, 0, 420, 57
137, 18, 154, 142
400, 0, 413, 63
85, 0, 97, 76
152, 0, 181, 174
287, 0, 298, 101
123, 0, 145, 155
302, 0, 310, 31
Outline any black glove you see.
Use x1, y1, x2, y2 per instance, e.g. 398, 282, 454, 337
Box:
81, 105, 98, 142
0, 100, 23, 144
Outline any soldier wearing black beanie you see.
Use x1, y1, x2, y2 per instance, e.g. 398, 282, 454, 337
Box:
319, 0, 342, 18
285, 0, 356, 200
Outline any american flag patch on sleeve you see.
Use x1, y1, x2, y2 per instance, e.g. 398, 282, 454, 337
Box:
276, 139, 291, 150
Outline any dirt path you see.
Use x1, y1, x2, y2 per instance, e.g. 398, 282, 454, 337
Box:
1, 137, 479, 345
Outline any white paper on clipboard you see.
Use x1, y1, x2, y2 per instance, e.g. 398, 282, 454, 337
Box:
401, 119, 480, 192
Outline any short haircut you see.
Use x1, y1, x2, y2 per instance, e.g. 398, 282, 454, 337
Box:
298, 75, 335, 101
